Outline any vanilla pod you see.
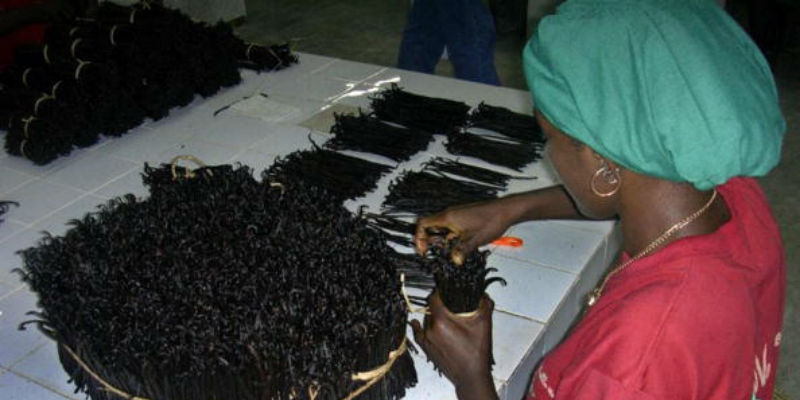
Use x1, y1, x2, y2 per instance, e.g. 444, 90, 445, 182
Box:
423, 245, 504, 314
327, 112, 434, 163
422, 157, 536, 189
445, 132, 543, 172
264, 147, 393, 202
382, 171, 500, 215
370, 84, 469, 135
468, 102, 546, 144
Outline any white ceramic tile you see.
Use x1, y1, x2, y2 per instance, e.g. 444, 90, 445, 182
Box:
265, 73, 357, 102
190, 115, 276, 150
258, 53, 337, 90
0, 288, 48, 367
495, 221, 606, 274
0, 371, 71, 400
0, 220, 26, 244
0, 168, 35, 196
486, 255, 576, 323
30, 195, 107, 237
43, 154, 138, 192
196, 77, 269, 113
0, 228, 42, 282
491, 312, 545, 382
155, 139, 242, 167
2, 180, 85, 225
144, 104, 219, 138
0, 154, 75, 179
92, 168, 148, 200
11, 342, 82, 400
0, 281, 21, 300
316, 59, 385, 82
98, 126, 188, 164
228, 148, 279, 177
549, 219, 618, 235
252, 124, 328, 156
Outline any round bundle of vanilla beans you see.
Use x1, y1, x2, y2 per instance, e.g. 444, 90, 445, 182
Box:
382, 171, 500, 215
468, 102, 546, 144
445, 132, 544, 172
370, 84, 470, 135
264, 147, 394, 202
423, 245, 504, 314
1, 1, 298, 165
15, 162, 416, 400
327, 112, 434, 163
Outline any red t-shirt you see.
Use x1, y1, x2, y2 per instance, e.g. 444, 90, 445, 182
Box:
0, 0, 48, 70
528, 177, 785, 400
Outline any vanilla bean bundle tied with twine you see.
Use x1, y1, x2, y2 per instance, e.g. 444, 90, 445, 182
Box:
15, 156, 416, 400
0, 1, 298, 165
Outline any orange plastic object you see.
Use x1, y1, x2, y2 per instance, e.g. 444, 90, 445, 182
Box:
491, 236, 523, 247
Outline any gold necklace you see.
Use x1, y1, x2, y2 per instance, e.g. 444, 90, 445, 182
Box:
586, 189, 718, 307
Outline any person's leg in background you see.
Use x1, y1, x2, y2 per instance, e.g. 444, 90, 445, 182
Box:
436, 0, 501, 85
397, 0, 447, 74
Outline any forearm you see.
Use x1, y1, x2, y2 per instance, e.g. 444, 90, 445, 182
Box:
455, 373, 500, 400
494, 184, 584, 225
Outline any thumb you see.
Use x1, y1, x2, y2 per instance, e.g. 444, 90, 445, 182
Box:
452, 238, 476, 266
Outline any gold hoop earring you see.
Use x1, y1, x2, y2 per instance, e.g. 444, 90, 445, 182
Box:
591, 166, 621, 197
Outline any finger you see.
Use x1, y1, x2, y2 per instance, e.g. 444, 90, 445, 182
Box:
480, 294, 495, 313
426, 290, 448, 314
451, 237, 477, 266
414, 219, 432, 255
410, 319, 429, 352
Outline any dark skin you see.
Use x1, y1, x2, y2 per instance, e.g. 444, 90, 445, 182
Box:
411, 111, 731, 399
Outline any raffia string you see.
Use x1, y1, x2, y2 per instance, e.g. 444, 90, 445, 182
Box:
343, 337, 408, 400
170, 155, 212, 180
400, 273, 481, 318
51, 80, 63, 99
22, 116, 36, 139
43, 44, 51, 65
75, 61, 92, 80
22, 67, 32, 88
110, 25, 119, 46
71, 38, 83, 59
60, 343, 151, 400
62, 336, 405, 400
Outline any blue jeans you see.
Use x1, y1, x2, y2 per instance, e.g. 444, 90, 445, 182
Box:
397, 0, 501, 85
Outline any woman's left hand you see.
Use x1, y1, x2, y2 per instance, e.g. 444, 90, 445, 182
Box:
410, 291, 499, 400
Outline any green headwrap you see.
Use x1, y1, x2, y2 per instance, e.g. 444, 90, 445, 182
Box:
523, 0, 785, 190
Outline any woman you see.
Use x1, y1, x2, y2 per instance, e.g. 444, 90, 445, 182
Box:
411, 0, 786, 399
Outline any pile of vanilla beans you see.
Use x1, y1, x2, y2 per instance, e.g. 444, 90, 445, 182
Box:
0, 1, 296, 164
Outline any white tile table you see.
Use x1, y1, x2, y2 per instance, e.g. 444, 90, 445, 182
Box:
0, 52, 620, 400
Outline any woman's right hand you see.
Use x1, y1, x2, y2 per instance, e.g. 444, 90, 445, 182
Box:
414, 199, 515, 265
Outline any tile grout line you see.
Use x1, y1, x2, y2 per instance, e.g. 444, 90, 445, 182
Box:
9, 368, 79, 400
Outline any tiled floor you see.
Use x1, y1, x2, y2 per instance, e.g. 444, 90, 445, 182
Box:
234, 0, 800, 397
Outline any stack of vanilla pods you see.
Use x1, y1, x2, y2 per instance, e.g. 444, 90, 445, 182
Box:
16, 163, 416, 400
